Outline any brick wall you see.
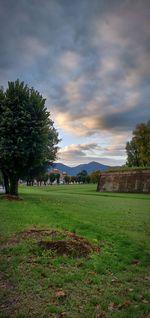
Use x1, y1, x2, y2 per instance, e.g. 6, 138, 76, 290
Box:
97, 170, 150, 193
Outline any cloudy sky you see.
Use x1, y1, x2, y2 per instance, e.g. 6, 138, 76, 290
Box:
0, 0, 150, 166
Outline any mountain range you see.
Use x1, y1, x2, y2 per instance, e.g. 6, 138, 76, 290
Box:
48, 161, 109, 176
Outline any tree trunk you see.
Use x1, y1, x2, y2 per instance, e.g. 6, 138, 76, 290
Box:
9, 175, 19, 196
2, 171, 10, 194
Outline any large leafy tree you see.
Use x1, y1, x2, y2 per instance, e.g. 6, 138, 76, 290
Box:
126, 121, 150, 167
0, 80, 59, 196
26, 163, 49, 186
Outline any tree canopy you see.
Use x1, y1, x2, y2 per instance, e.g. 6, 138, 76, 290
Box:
77, 170, 88, 183
0, 80, 59, 195
126, 121, 150, 167
90, 170, 100, 183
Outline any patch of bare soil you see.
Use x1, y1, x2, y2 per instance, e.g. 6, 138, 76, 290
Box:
0, 194, 23, 201
8, 228, 61, 245
38, 231, 100, 257
3, 228, 100, 257
16, 228, 60, 240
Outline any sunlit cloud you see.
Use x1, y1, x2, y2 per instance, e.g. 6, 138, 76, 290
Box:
58, 141, 127, 166
0, 0, 149, 165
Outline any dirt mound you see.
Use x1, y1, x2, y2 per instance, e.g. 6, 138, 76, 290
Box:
4, 228, 60, 246
2, 228, 100, 258
38, 233, 100, 257
0, 194, 23, 201
16, 228, 59, 240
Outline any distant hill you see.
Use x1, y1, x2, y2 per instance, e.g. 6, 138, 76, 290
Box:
48, 161, 109, 176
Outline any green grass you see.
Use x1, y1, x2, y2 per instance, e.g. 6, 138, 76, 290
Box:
0, 184, 150, 317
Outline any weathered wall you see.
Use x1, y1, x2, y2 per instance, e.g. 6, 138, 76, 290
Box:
97, 170, 150, 193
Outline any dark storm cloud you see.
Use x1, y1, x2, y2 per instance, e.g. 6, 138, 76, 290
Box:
92, 101, 150, 132
0, 0, 150, 135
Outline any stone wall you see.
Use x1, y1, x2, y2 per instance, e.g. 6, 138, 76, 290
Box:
97, 170, 150, 193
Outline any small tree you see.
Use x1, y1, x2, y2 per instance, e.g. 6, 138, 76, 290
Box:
90, 170, 100, 183
77, 170, 88, 183
43, 173, 49, 186
71, 176, 77, 183
126, 140, 140, 167
126, 121, 150, 167
49, 173, 56, 185
56, 173, 60, 184
86, 175, 91, 184
64, 175, 70, 184
0, 80, 59, 196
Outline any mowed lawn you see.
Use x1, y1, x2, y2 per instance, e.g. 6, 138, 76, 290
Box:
0, 184, 150, 318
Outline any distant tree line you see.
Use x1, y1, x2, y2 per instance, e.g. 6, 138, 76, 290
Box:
64, 169, 100, 184
18, 169, 101, 186
26, 171, 61, 186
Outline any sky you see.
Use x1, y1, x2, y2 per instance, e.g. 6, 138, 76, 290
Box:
0, 0, 150, 166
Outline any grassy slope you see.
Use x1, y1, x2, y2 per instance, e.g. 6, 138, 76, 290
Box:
0, 184, 150, 318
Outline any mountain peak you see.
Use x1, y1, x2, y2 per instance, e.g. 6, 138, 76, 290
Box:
49, 161, 109, 176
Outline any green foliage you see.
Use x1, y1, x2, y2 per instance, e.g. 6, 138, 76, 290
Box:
90, 170, 100, 183
37, 172, 49, 186
0, 80, 59, 195
0, 170, 4, 186
126, 121, 150, 167
107, 166, 150, 173
0, 171, 4, 185
86, 175, 91, 183
70, 176, 77, 183
26, 163, 49, 185
49, 173, 56, 184
64, 175, 70, 184
77, 170, 88, 183
49, 173, 60, 184
56, 173, 60, 184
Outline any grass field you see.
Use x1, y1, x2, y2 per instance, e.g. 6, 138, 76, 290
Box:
0, 184, 150, 318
